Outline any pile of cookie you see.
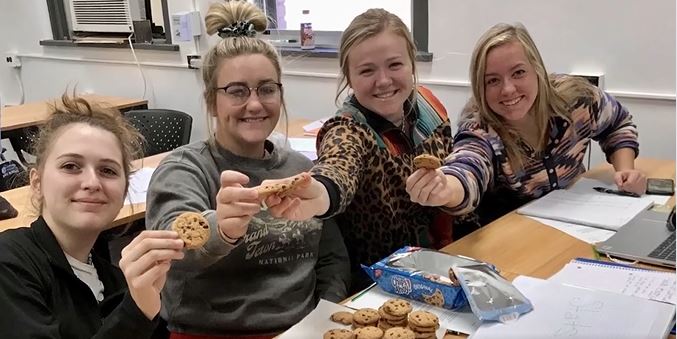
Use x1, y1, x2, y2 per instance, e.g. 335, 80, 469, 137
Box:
324, 298, 440, 339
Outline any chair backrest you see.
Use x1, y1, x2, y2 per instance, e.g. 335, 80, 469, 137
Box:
123, 109, 193, 157
5, 126, 39, 167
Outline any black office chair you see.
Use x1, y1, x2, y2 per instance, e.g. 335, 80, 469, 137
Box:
5, 126, 39, 167
109, 110, 193, 268
123, 109, 193, 157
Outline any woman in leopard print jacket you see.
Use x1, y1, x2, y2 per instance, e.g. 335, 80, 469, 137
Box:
264, 9, 455, 292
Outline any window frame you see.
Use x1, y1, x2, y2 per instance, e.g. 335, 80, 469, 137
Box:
44, 0, 429, 57
256, 0, 429, 53
44, 0, 175, 49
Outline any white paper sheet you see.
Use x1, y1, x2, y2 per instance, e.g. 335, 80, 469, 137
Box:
277, 299, 354, 339
287, 137, 317, 160
517, 183, 654, 230
526, 178, 672, 243
549, 260, 676, 304
345, 285, 481, 335
469, 276, 675, 339
528, 216, 616, 244
124, 167, 155, 205
302, 118, 328, 132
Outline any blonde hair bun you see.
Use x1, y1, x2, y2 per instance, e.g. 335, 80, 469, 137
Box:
205, 0, 268, 37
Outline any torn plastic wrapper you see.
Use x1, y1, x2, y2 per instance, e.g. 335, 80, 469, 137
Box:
453, 264, 533, 323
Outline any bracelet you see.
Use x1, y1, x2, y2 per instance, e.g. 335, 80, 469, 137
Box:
219, 228, 242, 244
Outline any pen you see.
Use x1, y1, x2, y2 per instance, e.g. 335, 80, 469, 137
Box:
593, 186, 641, 198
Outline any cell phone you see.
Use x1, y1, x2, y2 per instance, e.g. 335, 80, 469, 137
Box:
646, 178, 675, 195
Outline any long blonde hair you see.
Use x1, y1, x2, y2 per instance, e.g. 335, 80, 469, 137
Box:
469, 23, 594, 171
336, 8, 418, 105
202, 0, 287, 140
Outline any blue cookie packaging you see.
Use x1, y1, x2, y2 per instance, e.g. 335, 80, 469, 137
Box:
362, 246, 499, 310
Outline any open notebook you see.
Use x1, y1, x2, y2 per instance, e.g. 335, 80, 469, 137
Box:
470, 276, 675, 339
516, 180, 655, 231
549, 258, 675, 304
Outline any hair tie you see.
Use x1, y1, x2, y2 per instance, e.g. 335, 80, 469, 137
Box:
218, 20, 256, 38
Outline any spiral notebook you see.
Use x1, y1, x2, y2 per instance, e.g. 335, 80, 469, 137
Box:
549, 258, 676, 305
470, 276, 675, 339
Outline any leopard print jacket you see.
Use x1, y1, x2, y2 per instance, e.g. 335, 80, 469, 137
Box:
311, 87, 453, 269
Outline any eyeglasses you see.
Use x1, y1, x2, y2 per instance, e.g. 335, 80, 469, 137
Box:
216, 82, 283, 106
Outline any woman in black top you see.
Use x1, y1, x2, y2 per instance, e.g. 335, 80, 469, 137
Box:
0, 94, 184, 338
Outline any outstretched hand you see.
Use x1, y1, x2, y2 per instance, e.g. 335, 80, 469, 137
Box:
261, 174, 329, 221
215, 170, 261, 241
119, 230, 184, 320
406, 168, 456, 207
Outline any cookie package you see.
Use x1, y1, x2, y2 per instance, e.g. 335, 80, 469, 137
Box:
362, 246, 498, 310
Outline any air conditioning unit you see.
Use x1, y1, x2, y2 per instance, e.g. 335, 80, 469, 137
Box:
68, 0, 145, 33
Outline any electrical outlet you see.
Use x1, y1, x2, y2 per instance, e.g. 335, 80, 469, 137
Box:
187, 55, 201, 69
4, 54, 21, 68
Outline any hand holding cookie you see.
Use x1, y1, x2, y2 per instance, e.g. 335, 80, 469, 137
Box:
119, 230, 185, 320
262, 174, 330, 221
255, 172, 312, 200
215, 170, 261, 241
172, 212, 210, 249
406, 156, 454, 207
413, 154, 442, 170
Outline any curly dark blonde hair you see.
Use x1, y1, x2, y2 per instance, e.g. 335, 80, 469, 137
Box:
30, 92, 144, 213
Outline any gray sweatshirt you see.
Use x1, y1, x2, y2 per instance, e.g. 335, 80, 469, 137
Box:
145, 138, 349, 336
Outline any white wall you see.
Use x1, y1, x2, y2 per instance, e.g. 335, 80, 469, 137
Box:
0, 0, 675, 166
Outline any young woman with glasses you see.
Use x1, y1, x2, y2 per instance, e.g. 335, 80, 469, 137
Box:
144, 1, 349, 338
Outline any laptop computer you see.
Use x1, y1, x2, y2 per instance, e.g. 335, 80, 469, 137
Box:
595, 208, 676, 268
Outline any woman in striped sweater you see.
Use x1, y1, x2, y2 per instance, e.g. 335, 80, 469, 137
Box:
407, 23, 644, 227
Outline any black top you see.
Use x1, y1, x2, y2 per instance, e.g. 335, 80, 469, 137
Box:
0, 217, 159, 339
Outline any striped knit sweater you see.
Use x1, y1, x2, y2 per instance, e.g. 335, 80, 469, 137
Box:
442, 83, 639, 225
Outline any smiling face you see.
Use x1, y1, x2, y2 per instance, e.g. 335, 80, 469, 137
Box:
213, 53, 281, 157
31, 123, 126, 236
347, 30, 414, 124
483, 41, 539, 125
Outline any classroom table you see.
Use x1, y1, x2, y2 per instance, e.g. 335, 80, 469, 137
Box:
1, 94, 148, 132
0, 152, 167, 233
438, 158, 675, 338
441, 158, 675, 278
